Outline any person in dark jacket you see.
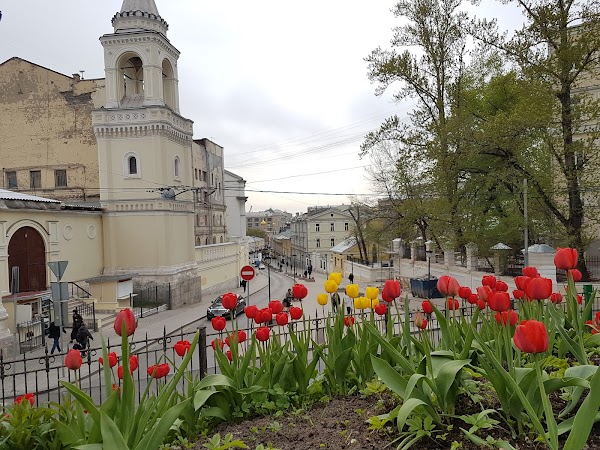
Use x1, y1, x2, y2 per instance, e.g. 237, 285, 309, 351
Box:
48, 321, 66, 354
73, 323, 93, 356
70, 308, 83, 343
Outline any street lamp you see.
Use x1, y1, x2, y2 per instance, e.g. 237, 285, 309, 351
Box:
292, 254, 297, 283
264, 254, 272, 300
425, 240, 434, 298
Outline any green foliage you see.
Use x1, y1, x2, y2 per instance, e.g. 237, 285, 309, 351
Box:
202, 433, 247, 449
0, 401, 62, 450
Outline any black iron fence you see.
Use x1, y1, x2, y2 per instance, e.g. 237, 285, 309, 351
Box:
132, 283, 172, 315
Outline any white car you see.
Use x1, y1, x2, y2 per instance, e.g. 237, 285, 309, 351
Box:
258, 264, 266, 270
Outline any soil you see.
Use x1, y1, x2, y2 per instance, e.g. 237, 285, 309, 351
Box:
190, 393, 600, 450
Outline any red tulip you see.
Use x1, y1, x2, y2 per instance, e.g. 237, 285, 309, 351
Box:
422, 300, 433, 314
522, 266, 540, 278
476, 285, 491, 302
237, 330, 247, 343
344, 316, 355, 327
513, 289, 525, 300
554, 247, 578, 270
495, 281, 508, 292
65, 349, 83, 371
276, 312, 289, 326
226, 350, 233, 361
577, 294, 583, 305
467, 293, 478, 305
114, 308, 136, 337
550, 292, 563, 304
374, 303, 387, 316
255, 326, 270, 342
414, 311, 427, 329
482, 275, 496, 289
437, 276, 460, 297
15, 393, 34, 406
383, 279, 401, 299
260, 308, 273, 324
148, 363, 170, 379
117, 365, 126, 379
458, 286, 472, 300
244, 305, 258, 319
514, 276, 530, 291
98, 351, 118, 368
477, 300, 486, 310
211, 338, 225, 350
174, 340, 191, 357
569, 269, 583, 282
488, 291, 510, 312
211, 317, 226, 331
513, 320, 548, 353
222, 293, 237, 310
494, 310, 518, 326
447, 297, 460, 310
381, 290, 393, 303
292, 284, 308, 300
290, 306, 303, 320
525, 277, 552, 300
269, 300, 283, 314
130, 355, 139, 371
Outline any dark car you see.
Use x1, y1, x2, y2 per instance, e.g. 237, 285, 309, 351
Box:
206, 295, 246, 320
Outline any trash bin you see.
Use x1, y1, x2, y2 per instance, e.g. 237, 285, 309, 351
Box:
410, 276, 442, 298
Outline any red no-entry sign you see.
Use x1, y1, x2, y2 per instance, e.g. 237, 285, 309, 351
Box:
240, 265, 255, 281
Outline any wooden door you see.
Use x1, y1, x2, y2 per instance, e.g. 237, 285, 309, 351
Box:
8, 226, 46, 292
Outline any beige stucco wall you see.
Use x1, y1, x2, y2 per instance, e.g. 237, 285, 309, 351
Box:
0, 209, 104, 297
0, 58, 105, 202
195, 242, 242, 296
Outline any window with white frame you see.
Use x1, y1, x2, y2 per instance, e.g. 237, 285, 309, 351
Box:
123, 152, 141, 178
330, 223, 334, 231
330, 238, 335, 247
344, 222, 349, 231
315, 223, 320, 232
174, 156, 181, 179
316, 238, 321, 248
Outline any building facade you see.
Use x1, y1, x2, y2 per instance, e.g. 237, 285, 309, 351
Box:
224, 170, 247, 239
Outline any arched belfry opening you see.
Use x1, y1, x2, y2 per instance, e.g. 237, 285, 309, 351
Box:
162, 58, 176, 109
117, 52, 145, 103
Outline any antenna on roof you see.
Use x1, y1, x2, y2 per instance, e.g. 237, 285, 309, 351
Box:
79, 70, 85, 80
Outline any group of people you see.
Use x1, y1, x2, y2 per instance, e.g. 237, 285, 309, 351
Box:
47, 308, 93, 355
330, 291, 352, 315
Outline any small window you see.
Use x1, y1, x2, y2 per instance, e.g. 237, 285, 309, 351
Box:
315, 223, 320, 232
55, 169, 67, 187
316, 238, 321, 248
344, 222, 349, 231
330, 238, 335, 247
30, 170, 41, 189
212, 236, 216, 244
195, 169, 198, 180
174, 157, 180, 178
330, 223, 334, 232
128, 156, 138, 174
5, 171, 17, 189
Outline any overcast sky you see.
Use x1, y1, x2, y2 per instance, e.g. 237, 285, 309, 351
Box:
0, 1, 524, 215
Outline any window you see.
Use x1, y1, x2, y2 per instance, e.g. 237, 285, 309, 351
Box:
330, 238, 335, 247
330, 223, 334, 232
316, 238, 321, 248
344, 222, 349, 231
128, 156, 137, 174
55, 169, 67, 187
195, 169, 198, 180
174, 157, 180, 178
30, 170, 41, 189
5, 171, 17, 189
315, 223, 320, 232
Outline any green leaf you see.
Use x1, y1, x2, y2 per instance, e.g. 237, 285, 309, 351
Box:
435, 359, 471, 407
134, 400, 189, 450
100, 412, 130, 450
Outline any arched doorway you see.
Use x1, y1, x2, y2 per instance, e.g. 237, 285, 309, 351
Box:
8, 226, 47, 292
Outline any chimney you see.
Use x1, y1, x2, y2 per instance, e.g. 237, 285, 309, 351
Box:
72, 73, 80, 82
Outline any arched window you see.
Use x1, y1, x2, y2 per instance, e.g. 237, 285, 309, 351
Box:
213, 236, 216, 244
162, 58, 176, 109
174, 156, 180, 179
129, 156, 137, 174
123, 152, 141, 178
116, 52, 145, 103
220, 236, 224, 243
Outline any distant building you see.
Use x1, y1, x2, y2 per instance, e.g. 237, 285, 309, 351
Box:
246, 209, 292, 235
224, 170, 247, 240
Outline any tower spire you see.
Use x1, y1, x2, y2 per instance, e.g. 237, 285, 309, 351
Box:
112, 0, 168, 35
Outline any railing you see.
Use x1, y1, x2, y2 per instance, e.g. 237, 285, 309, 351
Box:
133, 283, 172, 315
69, 282, 91, 299
15, 320, 47, 354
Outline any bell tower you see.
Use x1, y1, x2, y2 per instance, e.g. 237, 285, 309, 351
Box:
92, 0, 198, 294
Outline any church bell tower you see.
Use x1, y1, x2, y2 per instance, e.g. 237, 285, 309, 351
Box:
92, 0, 198, 293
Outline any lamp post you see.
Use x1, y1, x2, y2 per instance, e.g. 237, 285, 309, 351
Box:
264, 254, 272, 300
292, 254, 297, 283
425, 240, 433, 298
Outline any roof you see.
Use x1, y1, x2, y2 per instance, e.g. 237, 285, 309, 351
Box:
272, 229, 293, 240
0, 189, 60, 203
331, 237, 358, 253
120, 0, 160, 15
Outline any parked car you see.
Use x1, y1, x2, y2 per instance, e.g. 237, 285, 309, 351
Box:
258, 264, 266, 270
206, 295, 246, 320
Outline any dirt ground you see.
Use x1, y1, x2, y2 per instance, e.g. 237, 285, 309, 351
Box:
190, 393, 600, 450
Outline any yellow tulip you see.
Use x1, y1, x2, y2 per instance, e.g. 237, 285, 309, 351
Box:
317, 293, 328, 306
365, 286, 379, 300
370, 298, 379, 309
360, 296, 371, 309
353, 297, 365, 310
324, 279, 338, 293
328, 272, 342, 285
346, 284, 359, 299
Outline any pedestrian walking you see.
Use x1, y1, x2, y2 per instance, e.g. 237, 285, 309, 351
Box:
48, 321, 66, 354
344, 295, 353, 315
331, 291, 340, 313
70, 308, 83, 343
349, 273, 354, 283
73, 323, 93, 356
